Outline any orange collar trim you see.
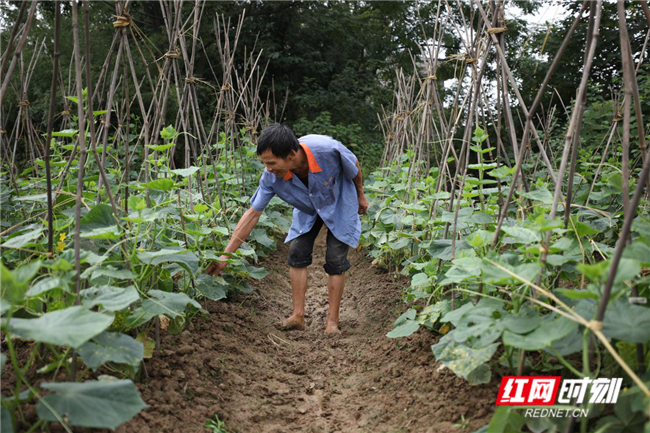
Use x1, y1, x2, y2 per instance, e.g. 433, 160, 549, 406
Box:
283, 142, 322, 181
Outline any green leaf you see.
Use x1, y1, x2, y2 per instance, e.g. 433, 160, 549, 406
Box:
440, 302, 474, 326
501, 309, 542, 334
430, 191, 451, 200
394, 308, 417, 326
502, 316, 578, 350
194, 204, 209, 214
472, 212, 493, 224
250, 229, 274, 248
78, 332, 144, 371
472, 126, 488, 143
546, 254, 575, 266
602, 297, 650, 343
573, 221, 599, 237
37, 379, 146, 430
480, 260, 541, 285
13, 193, 48, 202
466, 230, 494, 248
432, 337, 499, 379
488, 166, 515, 179
122, 208, 160, 223
160, 125, 179, 140
1, 407, 14, 433
612, 258, 642, 286
195, 275, 228, 301
388, 237, 410, 250
548, 329, 583, 357
470, 145, 495, 154
439, 265, 475, 285
1, 228, 43, 248
1, 261, 42, 303
556, 288, 599, 300
27, 277, 68, 297
417, 301, 450, 328
170, 166, 200, 177
141, 178, 175, 191
577, 260, 610, 281
52, 129, 78, 137
386, 320, 419, 338
501, 226, 540, 244
80, 204, 116, 231
467, 163, 497, 171
80, 286, 140, 312
410, 272, 429, 287
7, 306, 113, 348
246, 266, 268, 280
127, 196, 147, 212
401, 203, 427, 212
80, 226, 122, 240
521, 188, 554, 203
0, 301, 9, 317
487, 407, 525, 433
466, 363, 492, 385
429, 239, 469, 260
452, 257, 483, 275
137, 248, 199, 276
89, 267, 135, 284
146, 143, 175, 152
622, 242, 650, 266
448, 299, 506, 347
142, 289, 201, 318
439, 207, 473, 223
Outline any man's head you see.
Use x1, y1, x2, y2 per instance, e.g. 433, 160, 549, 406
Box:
256, 123, 300, 178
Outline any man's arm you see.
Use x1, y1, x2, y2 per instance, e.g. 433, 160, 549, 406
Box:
353, 159, 369, 215
205, 207, 262, 275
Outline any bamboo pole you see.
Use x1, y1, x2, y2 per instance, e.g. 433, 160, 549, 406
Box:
43, 1, 62, 255
0, 1, 38, 102
71, 0, 88, 381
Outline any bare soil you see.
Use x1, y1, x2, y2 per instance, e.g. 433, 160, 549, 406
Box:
7, 233, 500, 433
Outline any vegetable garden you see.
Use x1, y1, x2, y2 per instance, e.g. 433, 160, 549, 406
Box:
1, 1, 649, 432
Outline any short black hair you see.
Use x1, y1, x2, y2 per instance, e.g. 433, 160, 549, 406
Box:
256, 123, 299, 158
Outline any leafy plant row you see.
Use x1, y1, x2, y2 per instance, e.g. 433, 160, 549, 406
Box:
0, 126, 288, 432
361, 128, 650, 433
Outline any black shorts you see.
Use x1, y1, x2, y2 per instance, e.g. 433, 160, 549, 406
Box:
287, 215, 351, 275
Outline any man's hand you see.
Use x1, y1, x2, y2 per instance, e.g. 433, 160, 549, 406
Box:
205, 207, 262, 277
358, 193, 369, 215
205, 257, 228, 276
352, 160, 368, 215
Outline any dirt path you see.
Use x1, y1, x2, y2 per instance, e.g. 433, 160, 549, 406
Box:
119, 234, 498, 433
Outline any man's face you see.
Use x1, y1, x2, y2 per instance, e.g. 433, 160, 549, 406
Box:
259, 149, 296, 178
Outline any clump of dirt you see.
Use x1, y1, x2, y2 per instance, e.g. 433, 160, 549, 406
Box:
5, 233, 500, 432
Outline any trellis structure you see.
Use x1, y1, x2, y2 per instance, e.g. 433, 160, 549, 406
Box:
1, 1, 650, 431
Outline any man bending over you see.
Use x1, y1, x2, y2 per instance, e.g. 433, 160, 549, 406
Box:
205, 123, 368, 334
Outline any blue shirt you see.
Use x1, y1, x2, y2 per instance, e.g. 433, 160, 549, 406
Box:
250, 134, 361, 248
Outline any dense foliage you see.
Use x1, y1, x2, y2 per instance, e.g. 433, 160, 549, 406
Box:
362, 127, 650, 432
1, 1, 649, 432
0, 124, 292, 430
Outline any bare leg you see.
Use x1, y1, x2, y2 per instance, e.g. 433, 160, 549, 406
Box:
282, 266, 307, 330
325, 274, 345, 334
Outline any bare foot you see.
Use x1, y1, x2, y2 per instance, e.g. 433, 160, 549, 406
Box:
280, 314, 306, 331
324, 321, 341, 335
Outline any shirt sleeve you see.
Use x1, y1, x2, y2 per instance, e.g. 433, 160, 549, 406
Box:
250, 172, 275, 211
337, 142, 359, 180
